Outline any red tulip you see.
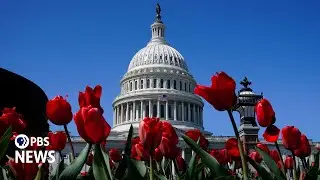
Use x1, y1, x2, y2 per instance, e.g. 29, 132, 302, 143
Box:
47, 131, 67, 151
281, 126, 301, 151
78, 85, 104, 114
139, 117, 163, 152
153, 148, 163, 161
159, 122, 180, 159
194, 72, 237, 111
294, 134, 311, 158
86, 152, 94, 166
209, 149, 230, 165
225, 138, 240, 159
130, 137, 141, 160
255, 99, 275, 127
46, 96, 73, 125
249, 151, 262, 163
0, 107, 27, 133
263, 125, 280, 142
7, 159, 39, 180
185, 129, 209, 150
176, 156, 186, 172
134, 142, 150, 161
109, 148, 122, 162
256, 143, 270, 154
269, 150, 281, 163
74, 106, 111, 144
284, 156, 294, 169
80, 172, 88, 176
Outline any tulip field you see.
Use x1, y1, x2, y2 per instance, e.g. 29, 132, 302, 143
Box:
0, 72, 319, 180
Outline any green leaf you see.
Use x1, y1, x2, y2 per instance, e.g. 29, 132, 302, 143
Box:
307, 151, 320, 178
93, 144, 112, 180
50, 155, 66, 180
161, 157, 170, 175
59, 143, 92, 180
125, 155, 145, 180
186, 149, 197, 180
0, 126, 12, 160
215, 176, 237, 180
154, 172, 167, 180
255, 147, 286, 180
100, 146, 113, 179
246, 155, 273, 180
182, 134, 229, 178
114, 125, 133, 180
34, 165, 42, 180
124, 125, 134, 155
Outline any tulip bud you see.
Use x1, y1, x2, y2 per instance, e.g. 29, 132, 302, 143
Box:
46, 96, 73, 125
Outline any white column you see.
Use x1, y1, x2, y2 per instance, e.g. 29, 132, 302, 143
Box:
126, 103, 129, 122
117, 106, 120, 124
144, 77, 147, 88
141, 101, 144, 118
149, 100, 152, 117
157, 78, 161, 88
120, 104, 124, 123
157, 100, 160, 118
173, 101, 177, 121
130, 103, 133, 121
165, 101, 169, 120
113, 108, 116, 126
171, 80, 174, 89
192, 105, 195, 124
150, 78, 153, 88
188, 103, 191, 122
181, 102, 185, 121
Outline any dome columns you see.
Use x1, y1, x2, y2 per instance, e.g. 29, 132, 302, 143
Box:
112, 99, 203, 130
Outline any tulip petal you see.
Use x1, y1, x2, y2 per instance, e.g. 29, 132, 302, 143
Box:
263, 125, 280, 143
93, 85, 102, 98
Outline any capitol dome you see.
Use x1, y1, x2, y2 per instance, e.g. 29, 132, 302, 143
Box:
112, 4, 204, 133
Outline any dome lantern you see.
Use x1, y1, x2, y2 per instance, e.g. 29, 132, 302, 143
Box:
148, 3, 167, 46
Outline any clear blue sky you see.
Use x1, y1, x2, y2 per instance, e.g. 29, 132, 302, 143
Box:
1, 0, 319, 140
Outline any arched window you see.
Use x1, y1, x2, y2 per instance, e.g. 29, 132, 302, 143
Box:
167, 80, 170, 89
160, 79, 164, 88
140, 79, 144, 89
130, 82, 133, 91
184, 83, 187, 91
153, 79, 157, 88
168, 105, 172, 119
134, 81, 137, 90
147, 79, 150, 88
174, 80, 177, 89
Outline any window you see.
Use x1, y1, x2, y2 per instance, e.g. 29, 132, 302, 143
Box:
180, 81, 182, 90
153, 79, 157, 88
130, 82, 133, 91
168, 105, 172, 119
174, 80, 177, 89
189, 83, 191, 92
140, 79, 144, 89
134, 81, 137, 90
167, 80, 170, 89
146, 105, 149, 117
153, 105, 157, 118
160, 79, 164, 88
160, 104, 165, 118
147, 79, 150, 88
184, 83, 187, 91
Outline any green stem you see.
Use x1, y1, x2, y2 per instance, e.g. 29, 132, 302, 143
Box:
227, 110, 248, 180
63, 124, 75, 160
275, 141, 286, 175
291, 151, 298, 180
150, 156, 154, 180
173, 159, 181, 180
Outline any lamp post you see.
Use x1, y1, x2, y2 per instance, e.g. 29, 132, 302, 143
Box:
234, 77, 263, 153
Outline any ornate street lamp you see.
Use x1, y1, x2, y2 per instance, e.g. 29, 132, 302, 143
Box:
234, 77, 263, 153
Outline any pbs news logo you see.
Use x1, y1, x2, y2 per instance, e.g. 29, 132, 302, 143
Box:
14, 134, 55, 163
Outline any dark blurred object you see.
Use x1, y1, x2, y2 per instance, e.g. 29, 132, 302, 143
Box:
0, 68, 49, 137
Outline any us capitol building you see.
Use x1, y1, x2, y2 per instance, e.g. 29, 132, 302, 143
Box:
57, 4, 319, 170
